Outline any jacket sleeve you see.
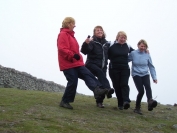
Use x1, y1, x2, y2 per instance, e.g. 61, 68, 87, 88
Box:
148, 55, 157, 80
81, 42, 93, 55
57, 33, 74, 62
129, 47, 135, 53
128, 52, 133, 62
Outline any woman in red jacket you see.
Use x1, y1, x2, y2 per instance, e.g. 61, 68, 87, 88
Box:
57, 17, 108, 109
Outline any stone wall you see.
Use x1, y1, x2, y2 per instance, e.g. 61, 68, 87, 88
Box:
0, 65, 65, 92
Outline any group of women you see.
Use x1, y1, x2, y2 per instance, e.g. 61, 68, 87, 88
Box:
57, 17, 158, 115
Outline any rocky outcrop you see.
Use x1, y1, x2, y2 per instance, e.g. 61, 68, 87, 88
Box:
0, 65, 65, 92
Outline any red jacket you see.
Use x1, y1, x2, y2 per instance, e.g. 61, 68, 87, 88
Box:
57, 28, 84, 71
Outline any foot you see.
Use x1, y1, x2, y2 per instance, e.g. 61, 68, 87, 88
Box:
148, 99, 157, 111
123, 101, 130, 110
94, 86, 108, 99
96, 103, 105, 108
134, 108, 142, 115
59, 101, 73, 109
118, 106, 123, 110
106, 88, 114, 99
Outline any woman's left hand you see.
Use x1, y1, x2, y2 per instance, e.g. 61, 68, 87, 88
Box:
153, 80, 157, 84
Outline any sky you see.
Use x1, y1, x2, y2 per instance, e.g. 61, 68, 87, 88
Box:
1, 0, 177, 105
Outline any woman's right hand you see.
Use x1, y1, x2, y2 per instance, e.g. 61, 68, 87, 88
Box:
85, 37, 93, 44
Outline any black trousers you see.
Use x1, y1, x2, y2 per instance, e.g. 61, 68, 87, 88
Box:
62, 66, 101, 103
133, 75, 152, 107
86, 63, 111, 103
109, 68, 131, 106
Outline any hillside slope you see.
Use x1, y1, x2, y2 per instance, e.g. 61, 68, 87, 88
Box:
0, 88, 177, 133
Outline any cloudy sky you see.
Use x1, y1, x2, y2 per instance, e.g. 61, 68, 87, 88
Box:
1, 0, 177, 105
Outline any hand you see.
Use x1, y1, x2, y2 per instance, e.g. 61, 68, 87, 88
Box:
85, 37, 93, 44
153, 80, 157, 84
73, 54, 80, 60
145, 49, 150, 54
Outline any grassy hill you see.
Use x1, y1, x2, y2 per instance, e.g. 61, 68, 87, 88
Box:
0, 88, 177, 133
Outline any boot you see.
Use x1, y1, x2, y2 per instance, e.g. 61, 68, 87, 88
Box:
94, 86, 108, 99
106, 88, 114, 98
59, 101, 73, 109
134, 106, 142, 115
96, 103, 105, 108
148, 99, 157, 111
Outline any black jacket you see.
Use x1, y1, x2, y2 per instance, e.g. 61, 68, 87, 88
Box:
108, 41, 134, 69
81, 36, 110, 69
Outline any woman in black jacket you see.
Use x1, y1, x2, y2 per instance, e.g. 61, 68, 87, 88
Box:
81, 25, 114, 108
108, 31, 134, 110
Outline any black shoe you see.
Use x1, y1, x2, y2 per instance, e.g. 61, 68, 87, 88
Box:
106, 88, 114, 99
123, 102, 130, 109
134, 108, 142, 115
94, 86, 108, 99
96, 103, 105, 108
118, 106, 123, 110
60, 101, 73, 109
148, 99, 157, 111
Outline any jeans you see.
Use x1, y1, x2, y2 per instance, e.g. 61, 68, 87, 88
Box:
62, 66, 101, 103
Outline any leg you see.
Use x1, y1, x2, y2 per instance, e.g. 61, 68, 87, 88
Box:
86, 64, 111, 88
120, 69, 131, 103
133, 76, 144, 107
86, 64, 114, 103
142, 75, 157, 111
62, 68, 78, 103
142, 75, 152, 101
109, 69, 123, 108
78, 66, 108, 99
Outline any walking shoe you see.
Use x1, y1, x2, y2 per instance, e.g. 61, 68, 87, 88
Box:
123, 101, 130, 109
134, 108, 142, 115
96, 103, 105, 108
118, 105, 123, 110
94, 86, 108, 99
59, 101, 73, 109
148, 99, 157, 111
106, 88, 114, 99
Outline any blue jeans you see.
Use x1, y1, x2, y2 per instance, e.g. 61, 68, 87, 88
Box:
62, 66, 101, 103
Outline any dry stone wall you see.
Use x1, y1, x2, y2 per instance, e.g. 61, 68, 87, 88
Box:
0, 65, 65, 92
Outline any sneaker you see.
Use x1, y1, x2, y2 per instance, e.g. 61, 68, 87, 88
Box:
96, 103, 105, 108
94, 86, 108, 99
134, 108, 142, 115
123, 102, 130, 109
59, 101, 73, 109
106, 88, 114, 99
148, 99, 157, 111
118, 106, 123, 110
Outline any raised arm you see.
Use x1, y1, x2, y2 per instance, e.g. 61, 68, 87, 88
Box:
80, 37, 93, 55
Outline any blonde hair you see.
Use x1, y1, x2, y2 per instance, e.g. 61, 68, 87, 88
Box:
116, 31, 127, 41
62, 17, 75, 28
137, 39, 148, 49
93, 25, 106, 38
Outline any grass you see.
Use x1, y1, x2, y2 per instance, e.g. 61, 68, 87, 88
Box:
0, 88, 177, 133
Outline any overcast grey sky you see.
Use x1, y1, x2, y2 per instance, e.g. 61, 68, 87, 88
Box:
1, 0, 177, 105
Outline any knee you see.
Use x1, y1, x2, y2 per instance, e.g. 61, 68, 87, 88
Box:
138, 89, 144, 96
